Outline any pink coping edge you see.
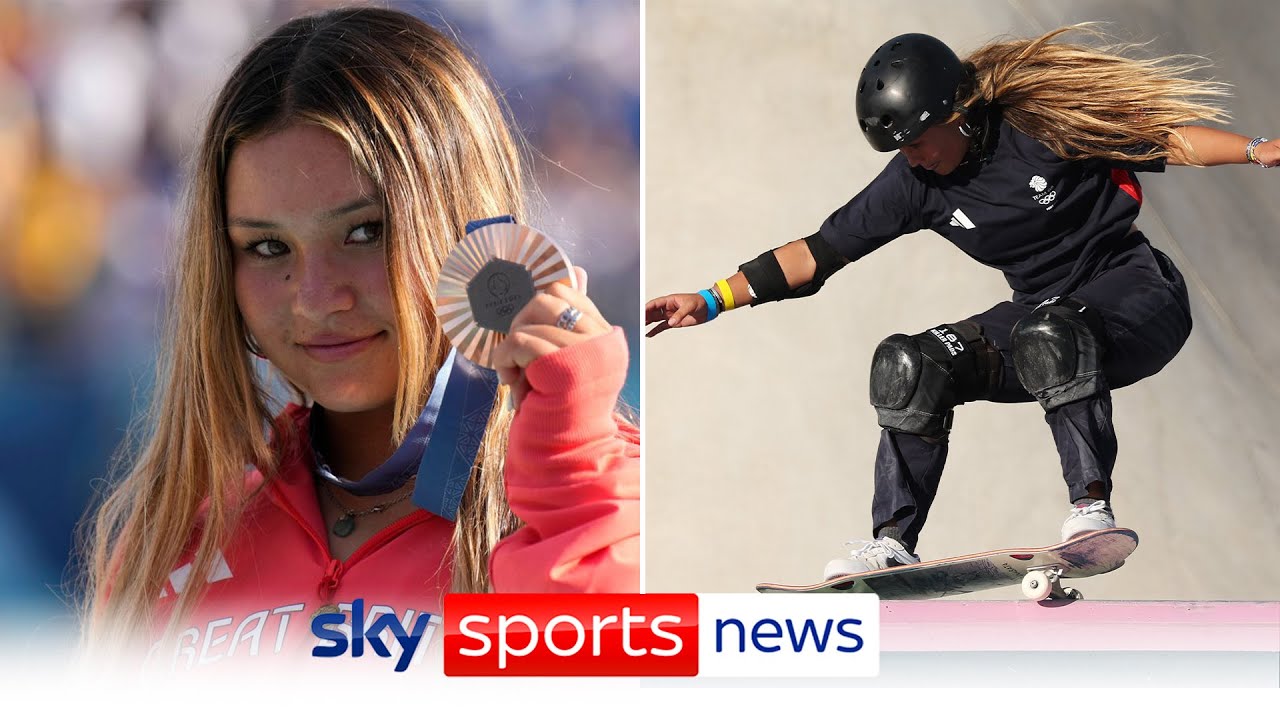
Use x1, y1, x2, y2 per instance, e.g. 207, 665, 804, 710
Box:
879, 601, 1280, 652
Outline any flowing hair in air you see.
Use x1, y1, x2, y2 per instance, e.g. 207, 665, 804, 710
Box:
954, 24, 1231, 165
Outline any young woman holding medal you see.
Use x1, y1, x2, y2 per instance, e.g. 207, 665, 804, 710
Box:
81, 7, 638, 665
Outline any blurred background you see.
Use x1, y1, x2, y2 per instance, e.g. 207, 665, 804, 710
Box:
646, 0, 1279, 600
0, 0, 638, 646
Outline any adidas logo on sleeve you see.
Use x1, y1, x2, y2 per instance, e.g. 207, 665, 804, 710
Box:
948, 208, 975, 229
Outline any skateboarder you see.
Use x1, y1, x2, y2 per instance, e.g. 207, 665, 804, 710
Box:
645, 26, 1277, 579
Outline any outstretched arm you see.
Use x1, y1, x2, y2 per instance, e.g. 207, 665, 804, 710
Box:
644, 235, 843, 337
1168, 126, 1279, 167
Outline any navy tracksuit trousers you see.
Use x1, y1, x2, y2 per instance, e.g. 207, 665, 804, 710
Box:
872, 242, 1193, 552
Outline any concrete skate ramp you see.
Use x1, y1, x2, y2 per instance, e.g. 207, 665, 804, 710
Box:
645, 0, 1280, 600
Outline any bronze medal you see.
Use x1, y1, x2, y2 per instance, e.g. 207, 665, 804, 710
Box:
436, 222, 575, 368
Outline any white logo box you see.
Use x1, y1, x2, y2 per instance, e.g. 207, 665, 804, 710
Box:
695, 594, 880, 678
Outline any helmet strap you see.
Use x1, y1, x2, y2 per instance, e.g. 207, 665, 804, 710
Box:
955, 102, 995, 166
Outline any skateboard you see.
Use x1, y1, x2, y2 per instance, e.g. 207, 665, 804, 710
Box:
756, 528, 1138, 601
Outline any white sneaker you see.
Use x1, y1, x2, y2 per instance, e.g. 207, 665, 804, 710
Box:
823, 536, 921, 580
1061, 499, 1116, 542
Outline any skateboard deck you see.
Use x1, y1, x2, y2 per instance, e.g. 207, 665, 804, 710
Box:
756, 528, 1138, 600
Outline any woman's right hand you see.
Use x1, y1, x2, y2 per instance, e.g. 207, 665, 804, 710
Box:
644, 293, 709, 337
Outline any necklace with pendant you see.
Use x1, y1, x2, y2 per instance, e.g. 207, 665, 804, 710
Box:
319, 480, 414, 537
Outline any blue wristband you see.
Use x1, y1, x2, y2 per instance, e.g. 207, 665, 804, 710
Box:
698, 289, 719, 322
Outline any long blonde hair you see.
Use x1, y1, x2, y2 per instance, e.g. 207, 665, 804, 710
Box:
82, 7, 525, 655
955, 24, 1230, 165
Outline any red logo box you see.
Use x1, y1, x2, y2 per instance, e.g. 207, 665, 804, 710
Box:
443, 593, 699, 676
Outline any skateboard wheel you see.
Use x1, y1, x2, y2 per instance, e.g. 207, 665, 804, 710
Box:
1021, 570, 1053, 601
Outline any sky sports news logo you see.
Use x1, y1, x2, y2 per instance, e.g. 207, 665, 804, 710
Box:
439, 594, 878, 677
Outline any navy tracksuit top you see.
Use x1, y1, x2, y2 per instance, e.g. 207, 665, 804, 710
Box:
817, 112, 1166, 304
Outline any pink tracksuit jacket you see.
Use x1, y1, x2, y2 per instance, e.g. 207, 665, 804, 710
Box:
147, 328, 638, 669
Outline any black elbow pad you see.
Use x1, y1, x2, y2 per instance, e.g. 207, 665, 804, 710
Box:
738, 247, 791, 305
790, 232, 848, 298
739, 233, 849, 305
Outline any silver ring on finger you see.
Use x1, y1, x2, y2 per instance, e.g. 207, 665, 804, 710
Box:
556, 304, 583, 332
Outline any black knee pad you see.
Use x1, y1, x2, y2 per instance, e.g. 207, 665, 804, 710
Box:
1012, 298, 1108, 410
869, 322, 1002, 437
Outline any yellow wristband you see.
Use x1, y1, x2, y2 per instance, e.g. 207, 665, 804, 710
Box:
715, 279, 737, 310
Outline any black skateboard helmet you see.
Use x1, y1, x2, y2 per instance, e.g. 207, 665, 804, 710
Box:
856, 33, 968, 152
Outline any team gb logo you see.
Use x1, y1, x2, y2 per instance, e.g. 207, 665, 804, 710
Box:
1029, 175, 1048, 192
